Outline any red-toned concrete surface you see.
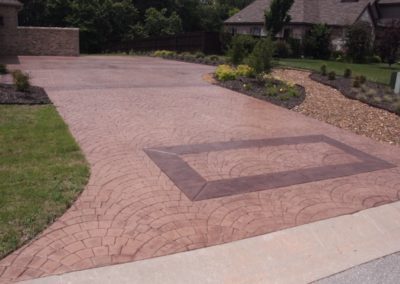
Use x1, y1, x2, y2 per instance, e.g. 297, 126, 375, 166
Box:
1, 56, 400, 283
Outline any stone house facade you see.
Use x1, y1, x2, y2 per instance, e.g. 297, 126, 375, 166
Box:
224, 0, 400, 51
0, 0, 79, 56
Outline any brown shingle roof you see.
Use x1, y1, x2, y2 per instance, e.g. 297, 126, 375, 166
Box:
225, 0, 373, 27
0, 0, 22, 7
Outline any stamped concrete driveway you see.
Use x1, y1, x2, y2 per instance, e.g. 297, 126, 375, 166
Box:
1, 56, 400, 283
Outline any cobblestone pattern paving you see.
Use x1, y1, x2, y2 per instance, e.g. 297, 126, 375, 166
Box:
1, 56, 400, 283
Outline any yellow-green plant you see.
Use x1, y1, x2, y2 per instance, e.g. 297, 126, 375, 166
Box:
236, 65, 255, 78
153, 50, 176, 57
215, 65, 237, 81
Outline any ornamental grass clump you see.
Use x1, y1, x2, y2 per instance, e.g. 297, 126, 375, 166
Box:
12, 70, 31, 92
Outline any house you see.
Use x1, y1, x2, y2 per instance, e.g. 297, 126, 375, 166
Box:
0, 0, 79, 56
224, 0, 400, 50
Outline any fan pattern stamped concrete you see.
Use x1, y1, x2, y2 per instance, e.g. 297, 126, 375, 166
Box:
0, 56, 400, 283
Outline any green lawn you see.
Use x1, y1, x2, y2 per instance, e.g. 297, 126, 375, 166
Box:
0, 105, 89, 258
275, 58, 400, 85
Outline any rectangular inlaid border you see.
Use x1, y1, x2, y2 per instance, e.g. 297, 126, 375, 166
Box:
144, 135, 396, 201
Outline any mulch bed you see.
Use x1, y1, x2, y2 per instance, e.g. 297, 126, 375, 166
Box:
216, 76, 306, 110
0, 84, 51, 105
310, 73, 400, 115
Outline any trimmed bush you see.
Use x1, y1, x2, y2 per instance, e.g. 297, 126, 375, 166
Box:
353, 78, 361, 88
328, 71, 336, 80
12, 70, 31, 92
358, 75, 367, 84
247, 37, 274, 74
320, 65, 327, 76
215, 65, 237, 81
0, 64, 8, 75
236, 65, 255, 78
344, 68, 352, 78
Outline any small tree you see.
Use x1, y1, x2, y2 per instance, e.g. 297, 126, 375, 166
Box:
227, 34, 257, 65
303, 24, 331, 59
264, 0, 294, 36
345, 21, 373, 63
247, 37, 275, 74
377, 20, 400, 67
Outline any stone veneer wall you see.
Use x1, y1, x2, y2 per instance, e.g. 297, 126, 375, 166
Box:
1, 27, 79, 56
23, 27, 77, 56
0, 3, 79, 56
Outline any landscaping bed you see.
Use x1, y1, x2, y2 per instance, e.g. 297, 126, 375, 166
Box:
310, 73, 400, 115
0, 83, 51, 105
152, 50, 227, 66
217, 76, 306, 109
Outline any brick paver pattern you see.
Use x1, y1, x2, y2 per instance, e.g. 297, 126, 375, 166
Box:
1, 56, 400, 283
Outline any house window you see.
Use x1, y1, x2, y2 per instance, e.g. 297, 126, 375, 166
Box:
230, 27, 237, 35
0, 16, 4, 27
250, 27, 261, 36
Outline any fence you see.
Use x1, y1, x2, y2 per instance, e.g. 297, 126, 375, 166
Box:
106, 32, 222, 54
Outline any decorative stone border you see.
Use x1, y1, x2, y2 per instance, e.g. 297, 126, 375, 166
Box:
145, 135, 395, 201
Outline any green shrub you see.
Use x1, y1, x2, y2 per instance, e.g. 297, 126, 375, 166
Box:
12, 70, 31, 92
328, 71, 336, 80
0, 64, 8, 75
247, 37, 274, 74
153, 50, 176, 57
265, 84, 279, 97
215, 65, 237, 81
303, 24, 332, 59
345, 22, 372, 63
274, 40, 291, 58
359, 75, 367, 84
194, 51, 205, 59
353, 78, 361, 88
236, 64, 255, 78
368, 55, 382, 63
208, 55, 219, 61
320, 65, 327, 76
227, 35, 257, 65
344, 68, 352, 78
